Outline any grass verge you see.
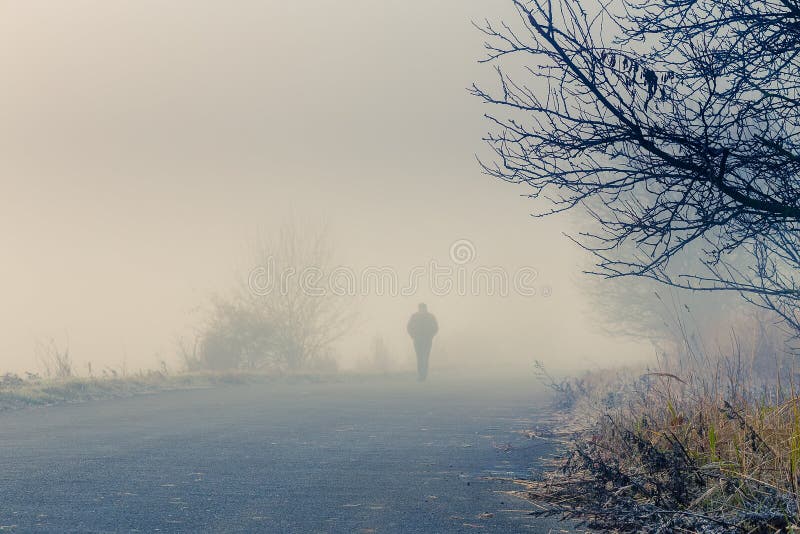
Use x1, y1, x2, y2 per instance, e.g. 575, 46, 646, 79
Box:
524, 359, 800, 532
0, 370, 372, 412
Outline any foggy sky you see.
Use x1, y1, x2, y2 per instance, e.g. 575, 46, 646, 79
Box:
0, 1, 648, 374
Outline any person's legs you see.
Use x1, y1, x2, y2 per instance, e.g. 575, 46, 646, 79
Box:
414, 338, 432, 381
414, 339, 424, 380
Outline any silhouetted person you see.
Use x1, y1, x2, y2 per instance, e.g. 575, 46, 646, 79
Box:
407, 303, 438, 381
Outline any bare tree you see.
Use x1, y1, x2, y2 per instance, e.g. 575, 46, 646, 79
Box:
472, 0, 800, 333
188, 223, 355, 372
241, 222, 356, 370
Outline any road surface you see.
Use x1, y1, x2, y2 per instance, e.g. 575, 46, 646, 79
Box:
0, 374, 566, 533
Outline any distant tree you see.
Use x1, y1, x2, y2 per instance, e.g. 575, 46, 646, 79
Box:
473, 0, 800, 334
577, 230, 745, 344
195, 299, 278, 371
185, 224, 354, 372
244, 223, 355, 370
186, 223, 354, 372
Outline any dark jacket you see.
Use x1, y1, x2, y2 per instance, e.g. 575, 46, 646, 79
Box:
407, 311, 439, 340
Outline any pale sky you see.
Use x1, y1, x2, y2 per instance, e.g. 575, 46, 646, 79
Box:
0, 1, 648, 374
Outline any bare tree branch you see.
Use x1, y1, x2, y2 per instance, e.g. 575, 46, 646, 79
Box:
474, 0, 800, 333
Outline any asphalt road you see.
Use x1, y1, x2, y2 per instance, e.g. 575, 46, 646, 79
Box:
0, 374, 566, 533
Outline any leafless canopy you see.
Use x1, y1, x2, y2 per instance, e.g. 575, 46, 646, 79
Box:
245, 223, 357, 370
472, 0, 800, 330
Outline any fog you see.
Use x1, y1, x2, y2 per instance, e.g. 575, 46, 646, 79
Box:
0, 0, 648, 376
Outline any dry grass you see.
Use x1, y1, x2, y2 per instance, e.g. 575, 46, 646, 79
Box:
0, 369, 355, 412
528, 314, 800, 532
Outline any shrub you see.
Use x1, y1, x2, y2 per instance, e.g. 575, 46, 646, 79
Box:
196, 299, 279, 371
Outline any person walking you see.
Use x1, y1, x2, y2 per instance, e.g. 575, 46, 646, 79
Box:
407, 303, 438, 381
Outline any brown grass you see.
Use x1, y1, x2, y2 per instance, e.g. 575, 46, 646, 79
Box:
528, 313, 800, 532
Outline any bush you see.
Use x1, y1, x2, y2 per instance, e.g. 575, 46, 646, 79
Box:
0, 373, 24, 388
195, 299, 279, 371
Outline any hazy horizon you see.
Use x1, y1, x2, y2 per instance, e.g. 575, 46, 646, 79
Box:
1, 0, 649, 375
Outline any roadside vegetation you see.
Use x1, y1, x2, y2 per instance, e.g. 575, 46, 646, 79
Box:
525, 305, 800, 532
0, 365, 393, 412
0, 370, 267, 411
